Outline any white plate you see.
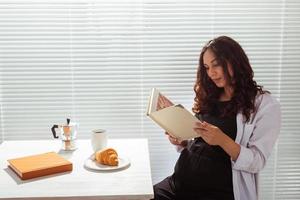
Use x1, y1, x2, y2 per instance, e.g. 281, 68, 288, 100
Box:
84, 155, 130, 171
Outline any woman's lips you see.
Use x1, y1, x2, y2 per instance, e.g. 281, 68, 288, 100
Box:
213, 78, 222, 82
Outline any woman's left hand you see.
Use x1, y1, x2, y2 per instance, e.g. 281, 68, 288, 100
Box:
193, 121, 226, 146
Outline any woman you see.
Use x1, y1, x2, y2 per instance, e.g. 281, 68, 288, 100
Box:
153, 36, 281, 200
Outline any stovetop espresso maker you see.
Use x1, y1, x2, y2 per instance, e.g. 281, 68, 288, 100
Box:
51, 118, 78, 151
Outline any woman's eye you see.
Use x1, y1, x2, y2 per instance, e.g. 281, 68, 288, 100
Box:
212, 63, 220, 67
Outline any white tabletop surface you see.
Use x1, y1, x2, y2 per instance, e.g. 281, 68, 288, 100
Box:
0, 138, 154, 200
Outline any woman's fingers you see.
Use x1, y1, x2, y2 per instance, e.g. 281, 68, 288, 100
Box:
193, 120, 207, 133
163, 96, 173, 107
166, 133, 182, 145
157, 97, 164, 110
195, 121, 213, 131
168, 134, 178, 141
193, 127, 208, 136
169, 137, 180, 145
157, 95, 173, 110
165, 132, 188, 147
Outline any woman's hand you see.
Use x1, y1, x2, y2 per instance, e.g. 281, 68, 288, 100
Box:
193, 121, 241, 161
193, 121, 226, 146
157, 94, 173, 110
165, 132, 188, 148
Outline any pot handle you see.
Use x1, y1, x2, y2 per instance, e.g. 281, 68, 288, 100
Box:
51, 125, 59, 138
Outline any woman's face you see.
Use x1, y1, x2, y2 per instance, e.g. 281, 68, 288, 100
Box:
203, 49, 234, 89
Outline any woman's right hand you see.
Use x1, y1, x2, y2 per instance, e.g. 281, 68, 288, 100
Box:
165, 132, 188, 148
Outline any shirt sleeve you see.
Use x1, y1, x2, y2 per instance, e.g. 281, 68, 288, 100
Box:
232, 101, 281, 173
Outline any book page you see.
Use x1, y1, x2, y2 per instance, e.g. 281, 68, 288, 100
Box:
150, 105, 200, 140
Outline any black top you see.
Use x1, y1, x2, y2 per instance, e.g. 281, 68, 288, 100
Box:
171, 100, 237, 200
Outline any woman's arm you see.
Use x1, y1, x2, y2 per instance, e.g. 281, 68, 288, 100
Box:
194, 101, 281, 173
231, 102, 281, 173
219, 134, 241, 161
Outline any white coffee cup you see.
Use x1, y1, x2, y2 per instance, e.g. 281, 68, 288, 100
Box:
91, 129, 107, 152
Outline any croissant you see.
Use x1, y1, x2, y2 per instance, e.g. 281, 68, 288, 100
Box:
95, 148, 119, 166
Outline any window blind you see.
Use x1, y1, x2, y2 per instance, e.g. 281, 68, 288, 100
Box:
275, 1, 300, 198
0, 0, 299, 199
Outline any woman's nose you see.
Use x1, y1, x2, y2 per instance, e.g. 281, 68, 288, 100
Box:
207, 68, 216, 78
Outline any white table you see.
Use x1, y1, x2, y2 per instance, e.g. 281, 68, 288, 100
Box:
0, 139, 154, 200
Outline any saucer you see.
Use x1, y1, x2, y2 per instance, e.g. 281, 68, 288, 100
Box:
84, 155, 130, 171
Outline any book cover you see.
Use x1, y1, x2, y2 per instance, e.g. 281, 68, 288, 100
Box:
7, 152, 73, 180
146, 88, 201, 140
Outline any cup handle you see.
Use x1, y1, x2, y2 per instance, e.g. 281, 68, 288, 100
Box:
51, 125, 59, 138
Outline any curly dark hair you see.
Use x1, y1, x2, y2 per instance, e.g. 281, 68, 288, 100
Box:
192, 36, 268, 122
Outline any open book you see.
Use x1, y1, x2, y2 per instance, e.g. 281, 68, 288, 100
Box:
146, 88, 200, 140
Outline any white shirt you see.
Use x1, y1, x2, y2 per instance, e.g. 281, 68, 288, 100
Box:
176, 93, 281, 200
232, 93, 281, 200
